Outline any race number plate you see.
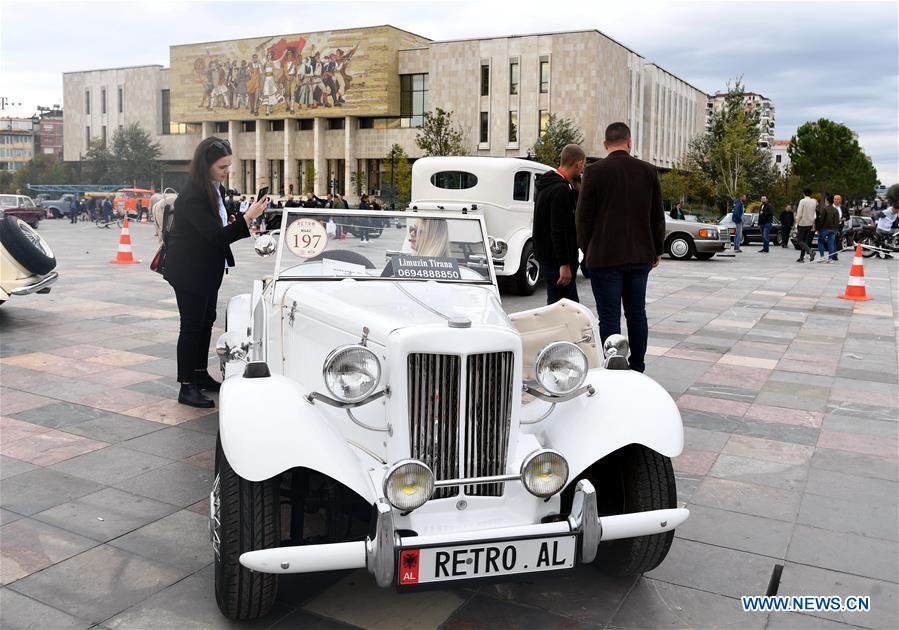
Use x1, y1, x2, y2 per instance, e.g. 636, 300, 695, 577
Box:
397, 535, 576, 588
285, 218, 327, 258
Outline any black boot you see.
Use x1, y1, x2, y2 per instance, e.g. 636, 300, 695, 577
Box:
192, 369, 221, 392
178, 382, 215, 408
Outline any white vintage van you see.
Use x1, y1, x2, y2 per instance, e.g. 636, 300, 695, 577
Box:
410, 156, 553, 295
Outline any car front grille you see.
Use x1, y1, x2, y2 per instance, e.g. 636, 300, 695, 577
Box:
407, 351, 514, 498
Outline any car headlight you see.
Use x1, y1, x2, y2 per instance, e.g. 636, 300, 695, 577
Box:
489, 237, 509, 259
535, 342, 587, 395
384, 460, 434, 511
520, 450, 569, 498
323, 345, 381, 403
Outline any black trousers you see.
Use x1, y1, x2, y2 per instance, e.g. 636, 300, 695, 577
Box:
174, 287, 218, 383
795, 226, 815, 260
780, 225, 792, 247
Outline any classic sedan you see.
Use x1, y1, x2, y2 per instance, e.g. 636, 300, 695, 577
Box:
665, 217, 730, 260
719, 212, 782, 247
0, 214, 58, 305
0, 194, 44, 228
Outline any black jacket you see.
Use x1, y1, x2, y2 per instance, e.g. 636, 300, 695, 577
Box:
779, 209, 794, 227
164, 180, 250, 294
758, 202, 774, 225
533, 170, 578, 268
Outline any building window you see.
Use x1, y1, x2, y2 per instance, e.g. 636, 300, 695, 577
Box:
85, 126, 91, 143
118, 86, 123, 113
327, 118, 345, 130
539, 110, 550, 136
508, 111, 518, 143
296, 119, 314, 131
480, 65, 490, 97
214, 121, 228, 133
513, 171, 531, 201
775, 155, 782, 163
509, 61, 519, 95
85, 90, 91, 114
539, 60, 549, 94
400, 73, 428, 127
479, 112, 489, 144
359, 117, 403, 129
268, 120, 285, 132
101, 125, 107, 146
101, 88, 107, 114
161, 89, 171, 133
241, 121, 256, 133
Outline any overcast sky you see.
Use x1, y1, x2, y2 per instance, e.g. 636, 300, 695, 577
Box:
1, 0, 896, 183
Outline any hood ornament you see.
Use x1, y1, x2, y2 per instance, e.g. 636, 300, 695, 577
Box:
359, 326, 370, 346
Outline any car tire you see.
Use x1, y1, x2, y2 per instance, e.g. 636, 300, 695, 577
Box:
741, 232, 750, 246
509, 240, 539, 296
584, 444, 676, 576
666, 235, 695, 260
694, 252, 715, 260
213, 436, 280, 621
0, 216, 57, 275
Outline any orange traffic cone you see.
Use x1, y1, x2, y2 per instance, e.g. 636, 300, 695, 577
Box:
140, 211, 148, 224
110, 217, 141, 265
837, 244, 872, 301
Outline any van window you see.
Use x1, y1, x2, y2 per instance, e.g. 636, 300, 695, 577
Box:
430, 171, 478, 190
513, 171, 531, 201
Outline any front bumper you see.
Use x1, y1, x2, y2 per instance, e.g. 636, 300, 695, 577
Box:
694, 240, 728, 254
9, 271, 59, 296
238, 480, 689, 586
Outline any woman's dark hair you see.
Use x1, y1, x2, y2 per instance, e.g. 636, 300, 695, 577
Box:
188, 136, 232, 215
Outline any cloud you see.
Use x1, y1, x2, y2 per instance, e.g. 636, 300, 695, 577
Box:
2, 0, 896, 182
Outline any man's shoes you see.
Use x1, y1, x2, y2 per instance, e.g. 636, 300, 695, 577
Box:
193, 370, 221, 392
833, 255, 839, 261
796, 258, 805, 263
810, 252, 816, 262
178, 383, 215, 408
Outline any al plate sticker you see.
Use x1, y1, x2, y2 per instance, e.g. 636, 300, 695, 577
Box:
285, 218, 328, 259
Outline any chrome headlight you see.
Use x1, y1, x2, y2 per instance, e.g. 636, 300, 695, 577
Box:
489, 236, 509, 259
520, 450, 569, 498
535, 341, 588, 395
323, 345, 381, 403
383, 460, 434, 511
215, 331, 250, 362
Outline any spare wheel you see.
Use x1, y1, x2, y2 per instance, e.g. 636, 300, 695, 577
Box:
0, 216, 57, 275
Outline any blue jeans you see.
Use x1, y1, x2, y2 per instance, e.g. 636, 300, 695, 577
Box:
733, 222, 743, 250
589, 263, 651, 372
761, 222, 772, 250
818, 229, 837, 259
540, 264, 579, 305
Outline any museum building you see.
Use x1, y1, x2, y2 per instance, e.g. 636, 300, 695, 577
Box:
63, 25, 708, 200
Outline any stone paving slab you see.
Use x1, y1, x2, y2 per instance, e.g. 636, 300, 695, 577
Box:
0, 221, 896, 628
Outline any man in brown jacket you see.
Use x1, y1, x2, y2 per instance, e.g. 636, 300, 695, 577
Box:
575, 122, 665, 372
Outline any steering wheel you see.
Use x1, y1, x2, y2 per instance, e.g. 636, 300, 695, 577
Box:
307, 249, 376, 269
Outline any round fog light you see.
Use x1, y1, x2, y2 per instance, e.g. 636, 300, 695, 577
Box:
384, 460, 434, 511
521, 450, 569, 498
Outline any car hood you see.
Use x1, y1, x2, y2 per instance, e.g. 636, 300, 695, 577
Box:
282, 281, 511, 341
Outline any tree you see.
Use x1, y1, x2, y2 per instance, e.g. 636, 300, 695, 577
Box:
11, 154, 69, 192
415, 108, 468, 156
529, 114, 585, 167
685, 79, 776, 208
303, 161, 315, 193
350, 169, 368, 197
82, 139, 116, 184
887, 183, 899, 206
110, 123, 162, 188
385, 144, 411, 208
788, 119, 879, 201
768, 171, 802, 211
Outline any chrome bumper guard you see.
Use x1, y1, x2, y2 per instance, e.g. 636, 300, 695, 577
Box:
238, 480, 689, 585
10, 271, 58, 296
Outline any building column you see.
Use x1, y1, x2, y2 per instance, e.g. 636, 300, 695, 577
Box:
283, 126, 293, 196
313, 117, 326, 196
255, 121, 265, 195
201, 121, 214, 139
228, 120, 238, 192
343, 116, 358, 205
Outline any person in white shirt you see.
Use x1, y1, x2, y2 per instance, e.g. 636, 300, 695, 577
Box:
238, 196, 249, 213
876, 204, 898, 234
794, 188, 818, 262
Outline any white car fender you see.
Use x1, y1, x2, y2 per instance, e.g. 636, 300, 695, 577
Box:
225, 293, 251, 335
218, 373, 377, 503
501, 228, 531, 276
526, 368, 684, 485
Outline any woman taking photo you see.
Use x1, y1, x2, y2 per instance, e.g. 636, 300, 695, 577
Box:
164, 137, 268, 408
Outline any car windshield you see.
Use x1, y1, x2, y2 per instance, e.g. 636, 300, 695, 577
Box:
0, 195, 19, 208
273, 210, 492, 284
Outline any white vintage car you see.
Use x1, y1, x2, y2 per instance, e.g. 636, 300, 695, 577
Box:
0, 215, 58, 306
410, 156, 552, 295
212, 208, 688, 620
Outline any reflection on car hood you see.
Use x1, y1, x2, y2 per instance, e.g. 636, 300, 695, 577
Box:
282, 281, 511, 341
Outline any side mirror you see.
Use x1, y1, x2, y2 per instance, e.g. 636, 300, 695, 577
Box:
254, 234, 277, 256
216, 331, 251, 362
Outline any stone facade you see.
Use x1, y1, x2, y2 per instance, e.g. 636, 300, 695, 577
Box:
62, 26, 709, 201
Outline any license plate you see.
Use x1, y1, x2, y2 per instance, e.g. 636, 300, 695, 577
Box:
397, 535, 576, 587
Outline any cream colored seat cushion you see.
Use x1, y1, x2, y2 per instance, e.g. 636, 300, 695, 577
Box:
510, 299, 600, 381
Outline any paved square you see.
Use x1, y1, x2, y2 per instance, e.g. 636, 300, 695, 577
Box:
0, 221, 896, 628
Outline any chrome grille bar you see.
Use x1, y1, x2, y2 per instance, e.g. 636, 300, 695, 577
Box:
408, 353, 460, 498
464, 352, 514, 496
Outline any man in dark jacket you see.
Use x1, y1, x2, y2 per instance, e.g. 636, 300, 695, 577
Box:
533, 144, 586, 304
779, 204, 794, 248
576, 122, 664, 373
758, 195, 774, 252
817, 196, 842, 262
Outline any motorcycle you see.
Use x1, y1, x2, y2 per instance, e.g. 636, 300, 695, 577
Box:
856, 226, 899, 258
